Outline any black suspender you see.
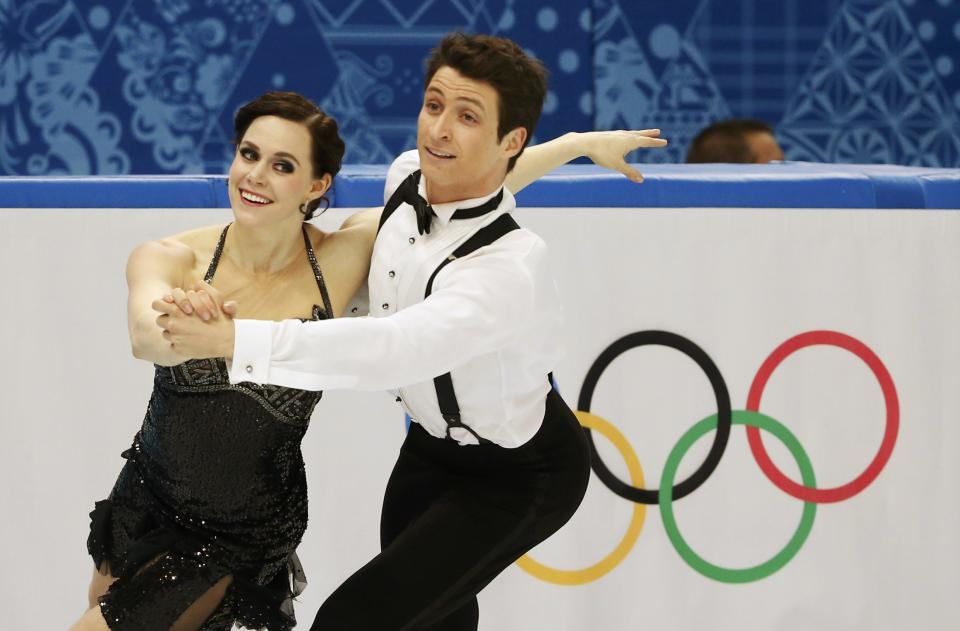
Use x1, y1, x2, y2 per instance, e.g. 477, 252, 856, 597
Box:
425, 213, 520, 445
377, 170, 419, 235
379, 170, 520, 445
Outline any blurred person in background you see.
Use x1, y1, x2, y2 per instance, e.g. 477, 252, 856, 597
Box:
686, 118, 784, 163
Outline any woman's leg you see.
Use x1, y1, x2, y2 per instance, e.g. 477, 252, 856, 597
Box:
69, 575, 231, 631
169, 575, 233, 631
77, 547, 234, 631
69, 606, 110, 631
87, 562, 118, 609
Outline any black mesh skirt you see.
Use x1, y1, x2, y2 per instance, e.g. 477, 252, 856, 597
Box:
86, 454, 306, 631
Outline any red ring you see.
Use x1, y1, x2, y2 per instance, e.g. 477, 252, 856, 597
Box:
746, 330, 899, 503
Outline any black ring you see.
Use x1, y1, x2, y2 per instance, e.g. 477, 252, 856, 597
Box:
577, 330, 732, 505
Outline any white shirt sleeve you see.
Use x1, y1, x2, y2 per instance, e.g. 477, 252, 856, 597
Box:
229, 238, 539, 391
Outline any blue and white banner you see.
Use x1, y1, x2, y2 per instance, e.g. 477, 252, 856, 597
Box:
0, 0, 957, 175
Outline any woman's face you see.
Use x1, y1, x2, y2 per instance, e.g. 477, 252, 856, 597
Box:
228, 115, 329, 227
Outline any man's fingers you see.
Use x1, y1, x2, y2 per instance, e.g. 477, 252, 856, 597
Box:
157, 313, 175, 342
152, 298, 177, 315
622, 130, 668, 147
222, 300, 238, 317
170, 287, 192, 315
618, 163, 643, 183
187, 290, 215, 321
197, 290, 218, 320
193, 281, 224, 307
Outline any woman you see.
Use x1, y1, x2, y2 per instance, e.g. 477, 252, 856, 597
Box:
71, 90, 665, 631
71, 91, 368, 631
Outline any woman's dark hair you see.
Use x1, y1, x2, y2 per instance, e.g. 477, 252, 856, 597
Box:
233, 92, 345, 220
424, 33, 548, 172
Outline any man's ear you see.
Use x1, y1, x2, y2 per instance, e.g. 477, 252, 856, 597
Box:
501, 127, 528, 160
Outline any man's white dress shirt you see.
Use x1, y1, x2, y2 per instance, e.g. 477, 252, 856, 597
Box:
230, 151, 564, 447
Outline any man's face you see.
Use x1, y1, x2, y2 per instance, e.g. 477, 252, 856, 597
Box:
417, 65, 525, 204
746, 131, 785, 163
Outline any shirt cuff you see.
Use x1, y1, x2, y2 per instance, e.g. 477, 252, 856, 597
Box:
229, 319, 276, 384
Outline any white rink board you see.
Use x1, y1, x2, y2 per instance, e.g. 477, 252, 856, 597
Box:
1, 206, 957, 629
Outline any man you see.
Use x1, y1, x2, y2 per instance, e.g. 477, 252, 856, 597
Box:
159, 33, 666, 629
686, 118, 784, 163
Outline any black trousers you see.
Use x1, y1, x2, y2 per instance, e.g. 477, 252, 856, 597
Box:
311, 389, 591, 630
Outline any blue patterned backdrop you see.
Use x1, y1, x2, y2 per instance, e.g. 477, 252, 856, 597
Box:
1, 0, 957, 175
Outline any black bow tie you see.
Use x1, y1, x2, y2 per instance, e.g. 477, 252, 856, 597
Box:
395, 171, 435, 235
394, 170, 506, 236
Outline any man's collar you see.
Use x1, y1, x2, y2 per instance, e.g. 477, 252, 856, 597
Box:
419, 176, 504, 227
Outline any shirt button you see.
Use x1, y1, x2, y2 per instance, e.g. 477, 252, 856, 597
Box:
245, 365, 253, 373
408, 237, 416, 244
388, 270, 396, 278
382, 303, 390, 310
351, 307, 358, 313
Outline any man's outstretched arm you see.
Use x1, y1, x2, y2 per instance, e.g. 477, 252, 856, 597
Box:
506, 129, 668, 192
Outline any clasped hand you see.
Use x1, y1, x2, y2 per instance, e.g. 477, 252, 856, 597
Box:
153, 281, 237, 360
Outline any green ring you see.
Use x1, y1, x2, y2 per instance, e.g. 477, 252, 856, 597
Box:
659, 410, 817, 583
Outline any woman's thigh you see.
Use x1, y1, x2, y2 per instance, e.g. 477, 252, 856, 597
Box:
71, 575, 231, 631
87, 563, 118, 609
97, 549, 234, 631
69, 605, 111, 631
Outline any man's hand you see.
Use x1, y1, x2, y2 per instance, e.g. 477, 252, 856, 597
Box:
163, 281, 238, 320
153, 297, 236, 360
579, 129, 668, 183
506, 129, 669, 193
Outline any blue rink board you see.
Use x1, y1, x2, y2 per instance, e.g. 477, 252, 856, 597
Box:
1, 164, 957, 209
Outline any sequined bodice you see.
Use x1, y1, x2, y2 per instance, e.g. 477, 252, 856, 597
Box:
129, 224, 333, 550
154, 356, 323, 426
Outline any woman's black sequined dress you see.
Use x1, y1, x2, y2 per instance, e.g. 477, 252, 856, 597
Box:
87, 224, 333, 631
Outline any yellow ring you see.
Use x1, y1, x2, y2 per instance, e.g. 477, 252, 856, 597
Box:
515, 410, 646, 585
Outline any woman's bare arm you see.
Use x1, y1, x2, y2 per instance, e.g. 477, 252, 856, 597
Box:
126, 239, 196, 366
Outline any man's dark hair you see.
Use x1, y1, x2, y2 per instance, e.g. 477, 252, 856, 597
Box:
686, 118, 775, 163
234, 92, 345, 220
424, 32, 548, 172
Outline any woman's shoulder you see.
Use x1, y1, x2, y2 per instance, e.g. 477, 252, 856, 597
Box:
128, 224, 226, 270
301, 222, 333, 260
310, 210, 380, 258
302, 222, 329, 246
167, 224, 228, 249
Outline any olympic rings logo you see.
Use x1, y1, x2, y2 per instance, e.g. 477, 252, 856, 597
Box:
516, 330, 899, 585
